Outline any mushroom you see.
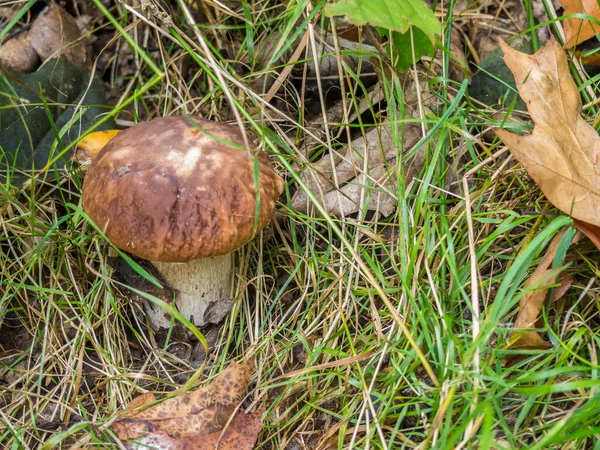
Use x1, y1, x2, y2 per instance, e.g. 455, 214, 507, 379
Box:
82, 116, 284, 328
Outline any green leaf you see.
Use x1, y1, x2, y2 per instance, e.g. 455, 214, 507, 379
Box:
383, 28, 435, 72
0, 57, 114, 186
324, 0, 440, 45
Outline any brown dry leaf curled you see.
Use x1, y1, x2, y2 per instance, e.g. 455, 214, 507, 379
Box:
291, 72, 436, 218
572, 218, 600, 249
495, 38, 600, 238
29, 3, 89, 68
0, 3, 89, 73
508, 229, 579, 353
112, 361, 263, 450
509, 267, 563, 351
292, 122, 422, 217
561, 0, 600, 48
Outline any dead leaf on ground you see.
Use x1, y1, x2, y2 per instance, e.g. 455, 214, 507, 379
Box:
0, 3, 89, 72
112, 361, 262, 449
29, 3, 89, 67
0, 32, 40, 73
292, 122, 423, 217
0, 6, 18, 21
509, 268, 565, 351
449, 29, 467, 82
508, 230, 579, 357
572, 218, 600, 249
292, 75, 434, 218
561, 0, 600, 48
494, 38, 600, 250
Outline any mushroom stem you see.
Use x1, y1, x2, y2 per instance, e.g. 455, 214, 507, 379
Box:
145, 254, 234, 329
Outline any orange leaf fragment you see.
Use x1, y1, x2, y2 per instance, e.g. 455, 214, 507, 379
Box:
561, 0, 600, 48
74, 129, 119, 164
112, 361, 263, 450
494, 38, 600, 248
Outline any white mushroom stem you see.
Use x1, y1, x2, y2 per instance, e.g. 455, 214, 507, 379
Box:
144, 254, 234, 329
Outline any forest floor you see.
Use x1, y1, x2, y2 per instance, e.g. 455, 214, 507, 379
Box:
1, 0, 599, 448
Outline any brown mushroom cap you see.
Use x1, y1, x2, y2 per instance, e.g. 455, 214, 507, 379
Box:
82, 116, 284, 262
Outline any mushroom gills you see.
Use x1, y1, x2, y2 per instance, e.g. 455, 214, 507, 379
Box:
146, 254, 233, 328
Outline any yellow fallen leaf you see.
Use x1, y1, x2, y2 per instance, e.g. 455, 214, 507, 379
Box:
111, 361, 263, 449
561, 0, 600, 48
495, 38, 600, 233
74, 129, 119, 164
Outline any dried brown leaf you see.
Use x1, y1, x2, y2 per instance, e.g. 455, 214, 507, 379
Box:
0, 33, 40, 73
449, 29, 467, 82
561, 0, 600, 48
290, 71, 437, 218
510, 268, 561, 350
552, 276, 574, 303
117, 410, 264, 450
0, 6, 18, 21
29, 4, 89, 68
112, 361, 262, 450
573, 219, 600, 250
494, 38, 600, 232
292, 122, 422, 217
508, 230, 574, 351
